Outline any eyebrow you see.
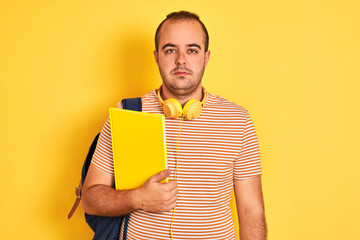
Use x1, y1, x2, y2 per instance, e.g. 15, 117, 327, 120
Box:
162, 44, 176, 50
188, 44, 201, 49
161, 43, 202, 50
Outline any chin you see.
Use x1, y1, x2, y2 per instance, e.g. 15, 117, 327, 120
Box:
174, 85, 201, 97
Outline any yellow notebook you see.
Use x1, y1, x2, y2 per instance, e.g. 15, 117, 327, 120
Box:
109, 108, 168, 190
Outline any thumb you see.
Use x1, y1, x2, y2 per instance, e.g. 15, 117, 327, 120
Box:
150, 169, 171, 182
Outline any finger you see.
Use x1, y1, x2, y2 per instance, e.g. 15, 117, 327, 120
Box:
165, 196, 177, 210
163, 187, 178, 202
168, 192, 178, 203
150, 169, 171, 182
162, 202, 177, 212
162, 181, 177, 191
170, 185, 178, 195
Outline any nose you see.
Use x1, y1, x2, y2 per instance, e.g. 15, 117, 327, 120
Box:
175, 51, 186, 65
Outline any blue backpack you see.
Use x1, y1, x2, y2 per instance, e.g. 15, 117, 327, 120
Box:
68, 98, 142, 240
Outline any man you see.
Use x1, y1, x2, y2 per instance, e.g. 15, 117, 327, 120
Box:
82, 11, 267, 239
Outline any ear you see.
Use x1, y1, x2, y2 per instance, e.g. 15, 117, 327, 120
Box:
204, 50, 211, 67
153, 50, 159, 65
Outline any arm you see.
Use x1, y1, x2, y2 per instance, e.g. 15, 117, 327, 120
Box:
82, 165, 178, 217
234, 175, 267, 240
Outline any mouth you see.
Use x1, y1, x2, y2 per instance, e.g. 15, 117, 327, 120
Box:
174, 71, 190, 76
171, 67, 193, 76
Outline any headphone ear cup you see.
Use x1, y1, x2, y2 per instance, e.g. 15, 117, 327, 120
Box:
163, 99, 183, 119
183, 99, 202, 120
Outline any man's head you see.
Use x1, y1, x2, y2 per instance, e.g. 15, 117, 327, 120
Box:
155, 11, 209, 53
154, 11, 210, 101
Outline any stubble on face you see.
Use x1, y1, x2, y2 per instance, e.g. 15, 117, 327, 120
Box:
159, 63, 205, 98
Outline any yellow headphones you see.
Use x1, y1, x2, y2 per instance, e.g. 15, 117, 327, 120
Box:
156, 87, 207, 120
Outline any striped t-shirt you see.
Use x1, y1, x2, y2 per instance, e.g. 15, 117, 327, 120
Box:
92, 90, 262, 240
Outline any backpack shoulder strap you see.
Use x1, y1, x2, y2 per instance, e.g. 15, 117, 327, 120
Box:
121, 97, 142, 112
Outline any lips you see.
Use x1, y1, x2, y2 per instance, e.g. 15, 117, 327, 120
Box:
174, 71, 190, 75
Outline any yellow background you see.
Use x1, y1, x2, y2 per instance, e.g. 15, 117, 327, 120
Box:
1, 0, 359, 239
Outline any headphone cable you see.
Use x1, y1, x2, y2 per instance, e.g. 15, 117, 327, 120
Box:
170, 117, 183, 240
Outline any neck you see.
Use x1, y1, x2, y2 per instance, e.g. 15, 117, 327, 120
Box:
160, 85, 203, 107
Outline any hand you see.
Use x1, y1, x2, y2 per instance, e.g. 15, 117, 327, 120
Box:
135, 169, 178, 212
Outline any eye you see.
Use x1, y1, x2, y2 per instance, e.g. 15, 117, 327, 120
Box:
165, 49, 176, 54
188, 49, 198, 54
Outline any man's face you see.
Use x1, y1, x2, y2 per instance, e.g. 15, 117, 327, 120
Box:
154, 19, 210, 98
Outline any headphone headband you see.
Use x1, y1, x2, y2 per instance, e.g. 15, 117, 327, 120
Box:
156, 86, 207, 120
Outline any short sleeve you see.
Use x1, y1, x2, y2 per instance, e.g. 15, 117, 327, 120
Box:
233, 113, 262, 180
91, 118, 115, 175
91, 102, 123, 175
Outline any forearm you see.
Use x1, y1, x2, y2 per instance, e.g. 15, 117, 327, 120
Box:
238, 209, 267, 240
234, 176, 267, 240
82, 184, 139, 217
81, 167, 177, 216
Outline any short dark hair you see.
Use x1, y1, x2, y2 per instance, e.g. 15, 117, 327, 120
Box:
155, 11, 209, 52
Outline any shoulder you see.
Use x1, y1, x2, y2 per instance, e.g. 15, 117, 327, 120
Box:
141, 90, 159, 106
205, 92, 249, 117
115, 90, 158, 109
